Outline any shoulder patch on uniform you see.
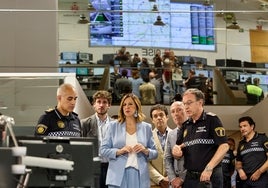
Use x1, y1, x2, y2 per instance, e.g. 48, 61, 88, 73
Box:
45, 108, 54, 113
214, 127, 226, 137
36, 124, 47, 134
183, 129, 188, 138
240, 144, 244, 151
207, 112, 216, 116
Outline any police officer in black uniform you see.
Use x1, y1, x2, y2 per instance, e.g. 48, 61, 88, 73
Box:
172, 88, 229, 188
35, 83, 82, 137
236, 116, 268, 188
222, 137, 236, 188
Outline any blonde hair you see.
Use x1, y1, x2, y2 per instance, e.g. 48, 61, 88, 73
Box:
117, 93, 146, 123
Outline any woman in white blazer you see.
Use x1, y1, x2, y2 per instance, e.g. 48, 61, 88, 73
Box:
100, 93, 158, 188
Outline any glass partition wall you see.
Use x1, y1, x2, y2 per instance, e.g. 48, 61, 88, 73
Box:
0, 73, 91, 131
0, 0, 268, 107
57, 0, 268, 105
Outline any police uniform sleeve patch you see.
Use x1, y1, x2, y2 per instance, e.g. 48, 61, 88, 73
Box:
36, 124, 47, 134
240, 145, 244, 151
183, 129, 188, 138
215, 127, 226, 137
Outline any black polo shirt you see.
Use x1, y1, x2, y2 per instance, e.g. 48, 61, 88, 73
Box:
222, 149, 235, 177
35, 108, 82, 137
236, 132, 268, 175
181, 111, 228, 172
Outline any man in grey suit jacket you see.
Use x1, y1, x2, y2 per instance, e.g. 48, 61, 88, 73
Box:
81, 90, 113, 188
165, 101, 188, 188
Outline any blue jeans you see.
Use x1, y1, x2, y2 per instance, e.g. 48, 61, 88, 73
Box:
184, 166, 223, 188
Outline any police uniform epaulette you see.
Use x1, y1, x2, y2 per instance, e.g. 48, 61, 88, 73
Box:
206, 112, 217, 116
45, 108, 55, 113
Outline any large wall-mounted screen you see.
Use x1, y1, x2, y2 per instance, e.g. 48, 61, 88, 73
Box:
89, 0, 215, 51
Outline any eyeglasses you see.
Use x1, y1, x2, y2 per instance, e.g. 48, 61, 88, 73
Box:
183, 100, 197, 106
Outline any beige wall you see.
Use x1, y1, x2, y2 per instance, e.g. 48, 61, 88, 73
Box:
0, 0, 58, 72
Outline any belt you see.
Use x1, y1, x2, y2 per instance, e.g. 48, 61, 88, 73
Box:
187, 170, 202, 179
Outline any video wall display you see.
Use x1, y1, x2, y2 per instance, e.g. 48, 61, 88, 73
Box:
89, 0, 215, 51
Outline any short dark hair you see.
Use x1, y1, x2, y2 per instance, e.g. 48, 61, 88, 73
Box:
149, 104, 168, 118
121, 69, 128, 77
238, 116, 255, 129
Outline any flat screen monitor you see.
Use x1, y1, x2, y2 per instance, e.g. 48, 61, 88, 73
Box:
76, 68, 89, 76
183, 56, 207, 66
78, 53, 93, 62
225, 59, 242, 68
215, 59, 226, 67
239, 74, 251, 83
102, 54, 116, 65
251, 74, 268, 85
60, 67, 77, 74
243, 61, 257, 68
225, 71, 240, 81
195, 70, 209, 77
93, 67, 105, 75
58, 60, 77, 74
256, 63, 265, 68
89, 1, 216, 51
60, 52, 78, 60
58, 60, 77, 65
16, 136, 99, 188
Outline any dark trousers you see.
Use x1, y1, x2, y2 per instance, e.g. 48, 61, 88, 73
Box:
237, 172, 268, 188
184, 166, 223, 188
100, 163, 108, 188
223, 175, 231, 188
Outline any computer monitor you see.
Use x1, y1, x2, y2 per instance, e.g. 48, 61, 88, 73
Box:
243, 61, 257, 68
239, 74, 251, 83
225, 59, 242, 68
16, 136, 99, 188
93, 67, 105, 76
60, 67, 77, 74
208, 70, 214, 78
78, 53, 93, 62
102, 54, 116, 65
225, 71, 240, 81
60, 52, 78, 60
256, 63, 265, 68
215, 59, 226, 67
76, 68, 89, 76
195, 70, 209, 77
251, 74, 268, 85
